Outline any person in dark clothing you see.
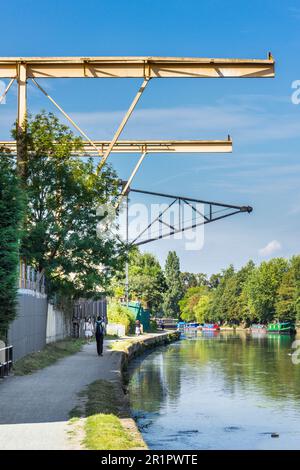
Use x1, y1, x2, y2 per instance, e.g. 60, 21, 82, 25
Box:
95, 316, 105, 356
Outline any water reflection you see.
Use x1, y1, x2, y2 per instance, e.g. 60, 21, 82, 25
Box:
128, 331, 300, 450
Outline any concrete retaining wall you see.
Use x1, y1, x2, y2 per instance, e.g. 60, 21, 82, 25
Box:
46, 304, 71, 344
112, 331, 180, 373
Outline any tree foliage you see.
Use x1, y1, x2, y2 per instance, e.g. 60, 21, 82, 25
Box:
206, 265, 235, 322
107, 302, 135, 334
179, 257, 300, 326
194, 294, 212, 323
181, 272, 208, 291
0, 151, 24, 336
13, 112, 125, 299
162, 251, 184, 317
178, 286, 208, 322
128, 251, 166, 312
244, 258, 288, 324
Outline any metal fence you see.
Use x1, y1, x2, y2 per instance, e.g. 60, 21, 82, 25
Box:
8, 291, 48, 361
72, 298, 107, 338
73, 298, 107, 321
0, 345, 13, 378
19, 260, 45, 294
4, 261, 48, 361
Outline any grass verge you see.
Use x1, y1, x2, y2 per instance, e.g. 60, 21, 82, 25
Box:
70, 379, 127, 418
13, 338, 85, 376
84, 414, 143, 450
109, 338, 138, 353
69, 379, 146, 450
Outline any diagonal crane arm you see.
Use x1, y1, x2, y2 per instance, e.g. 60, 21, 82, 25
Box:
125, 187, 252, 246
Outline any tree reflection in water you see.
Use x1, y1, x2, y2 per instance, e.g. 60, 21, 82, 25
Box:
128, 332, 300, 450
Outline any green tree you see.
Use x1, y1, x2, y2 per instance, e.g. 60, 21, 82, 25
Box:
181, 272, 198, 290
244, 258, 288, 324
195, 273, 208, 287
179, 286, 208, 322
234, 261, 256, 325
129, 251, 166, 313
221, 261, 255, 325
162, 251, 184, 318
290, 256, 300, 322
206, 265, 235, 322
194, 294, 212, 323
107, 302, 135, 334
208, 272, 222, 289
180, 272, 208, 291
14, 112, 124, 299
275, 269, 296, 322
0, 151, 24, 336
274, 256, 300, 323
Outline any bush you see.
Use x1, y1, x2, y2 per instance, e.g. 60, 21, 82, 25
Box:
107, 302, 135, 334
149, 320, 158, 332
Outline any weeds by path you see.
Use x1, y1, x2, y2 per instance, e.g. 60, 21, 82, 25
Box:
69, 379, 146, 450
13, 338, 85, 376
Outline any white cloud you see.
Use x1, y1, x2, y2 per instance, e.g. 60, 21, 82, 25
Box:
289, 203, 300, 215
2, 92, 300, 144
258, 240, 281, 257
67, 102, 300, 144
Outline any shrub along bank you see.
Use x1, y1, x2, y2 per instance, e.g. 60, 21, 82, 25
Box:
107, 302, 135, 334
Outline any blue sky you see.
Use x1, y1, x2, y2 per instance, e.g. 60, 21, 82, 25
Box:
1, 0, 300, 275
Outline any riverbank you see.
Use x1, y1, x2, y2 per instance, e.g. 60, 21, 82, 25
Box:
69, 330, 180, 450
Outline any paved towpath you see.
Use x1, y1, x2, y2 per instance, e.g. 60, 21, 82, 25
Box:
0, 341, 121, 450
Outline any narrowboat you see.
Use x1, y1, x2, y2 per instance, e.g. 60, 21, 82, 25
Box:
267, 321, 296, 335
186, 322, 199, 329
177, 321, 186, 332
202, 323, 220, 331
177, 322, 199, 331
250, 324, 267, 333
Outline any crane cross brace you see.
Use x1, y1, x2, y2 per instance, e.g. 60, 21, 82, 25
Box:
126, 188, 252, 246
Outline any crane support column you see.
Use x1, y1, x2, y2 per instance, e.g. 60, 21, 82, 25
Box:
17, 63, 27, 176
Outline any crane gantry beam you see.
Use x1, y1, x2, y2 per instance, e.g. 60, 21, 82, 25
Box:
0, 55, 275, 79
0, 54, 274, 177
0, 138, 232, 155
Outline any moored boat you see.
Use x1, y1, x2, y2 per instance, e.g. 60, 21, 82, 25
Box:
202, 323, 220, 331
250, 324, 267, 333
177, 321, 199, 331
177, 321, 186, 332
185, 322, 199, 329
267, 321, 296, 335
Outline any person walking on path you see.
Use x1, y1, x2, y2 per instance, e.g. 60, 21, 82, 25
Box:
95, 316, 105, 356
84, 317, 94, 343
135, 319, 143, 336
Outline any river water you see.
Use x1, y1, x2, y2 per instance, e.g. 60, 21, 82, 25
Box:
128, 331, 300, 450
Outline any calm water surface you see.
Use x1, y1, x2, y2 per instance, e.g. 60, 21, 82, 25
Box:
128, 331, 300, 450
